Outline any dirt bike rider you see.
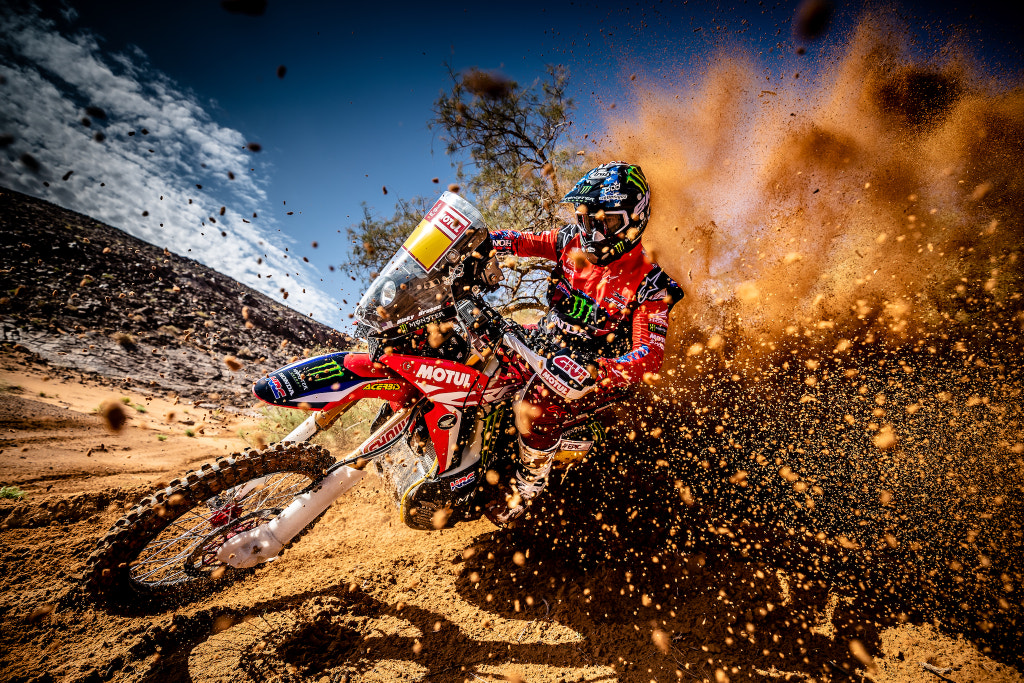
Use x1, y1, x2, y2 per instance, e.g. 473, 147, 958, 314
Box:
485, 161, 684, 525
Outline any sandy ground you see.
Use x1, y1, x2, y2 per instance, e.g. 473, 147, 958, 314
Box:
0, 349, 1021, 683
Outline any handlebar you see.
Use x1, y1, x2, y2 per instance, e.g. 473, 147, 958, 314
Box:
455, 295, 596, 401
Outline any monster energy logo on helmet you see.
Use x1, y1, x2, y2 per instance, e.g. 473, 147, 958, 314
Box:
561, 161, 652, 266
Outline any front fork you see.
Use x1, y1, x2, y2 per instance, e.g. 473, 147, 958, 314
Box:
215, 405, 413, 569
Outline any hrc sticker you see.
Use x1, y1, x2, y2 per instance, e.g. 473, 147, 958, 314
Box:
449, 471, 476, 490
401, 199, 472, 271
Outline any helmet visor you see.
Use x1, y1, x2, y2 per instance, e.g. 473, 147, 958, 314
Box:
575, 209, 629, 241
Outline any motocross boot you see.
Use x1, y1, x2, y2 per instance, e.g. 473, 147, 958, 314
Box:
486, 439, 556, 526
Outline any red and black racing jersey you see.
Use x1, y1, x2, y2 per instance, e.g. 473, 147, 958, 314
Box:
490, 225, 683, 388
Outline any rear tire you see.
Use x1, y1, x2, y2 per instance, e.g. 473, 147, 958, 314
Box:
82, 443, 334, 606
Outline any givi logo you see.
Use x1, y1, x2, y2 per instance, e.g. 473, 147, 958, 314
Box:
552, 355, 589, 384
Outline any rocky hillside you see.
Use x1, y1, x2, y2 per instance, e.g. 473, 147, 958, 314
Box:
0, 188, 353, 405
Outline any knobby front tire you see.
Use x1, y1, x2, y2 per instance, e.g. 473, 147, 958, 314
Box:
82, 443, 335, 607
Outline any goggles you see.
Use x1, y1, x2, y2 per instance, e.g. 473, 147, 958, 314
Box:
574, 209, 630, 242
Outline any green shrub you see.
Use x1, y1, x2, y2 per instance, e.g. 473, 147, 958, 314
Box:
0, 486, 26, 500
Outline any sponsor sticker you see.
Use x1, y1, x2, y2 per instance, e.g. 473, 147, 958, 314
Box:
449, 471, 476, 490
362, 416, 411, 454
414, 363, 474, 389
401, 199, 472, 271
552, 354, 590, 385
437, 413, 458, 430
268, 376, 285, 399
560, 439, 593, 452
540, 368, 572, 397
365, 382, 402, 392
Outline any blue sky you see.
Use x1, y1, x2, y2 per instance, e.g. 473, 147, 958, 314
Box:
1, 0, 1019, 330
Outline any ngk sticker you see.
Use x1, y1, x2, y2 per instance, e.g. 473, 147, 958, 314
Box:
401, 199, 472, 271
414, 363, 473, 388
552, 355, 590, 384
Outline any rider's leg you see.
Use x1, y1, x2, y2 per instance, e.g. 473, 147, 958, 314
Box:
487, 376, 568, 525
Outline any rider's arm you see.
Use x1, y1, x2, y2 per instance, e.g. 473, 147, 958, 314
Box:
596, 300, 670, 387
489, 229, 558, 261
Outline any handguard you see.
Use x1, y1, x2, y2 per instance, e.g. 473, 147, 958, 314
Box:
455, 296, 597, 401
502, 336, 597, 401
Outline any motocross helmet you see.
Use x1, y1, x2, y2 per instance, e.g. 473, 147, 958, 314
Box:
561, 161, 650, 266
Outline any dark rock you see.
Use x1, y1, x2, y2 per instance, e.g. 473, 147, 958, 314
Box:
0, 189, 351, 406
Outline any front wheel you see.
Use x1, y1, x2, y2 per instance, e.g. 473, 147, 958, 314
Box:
82, 443, 334, 606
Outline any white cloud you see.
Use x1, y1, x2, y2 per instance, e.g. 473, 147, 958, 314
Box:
0, 7, 341, 326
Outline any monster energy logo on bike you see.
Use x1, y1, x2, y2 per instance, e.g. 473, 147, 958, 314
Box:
302, 358, 345, 384
567, 294, 595, 323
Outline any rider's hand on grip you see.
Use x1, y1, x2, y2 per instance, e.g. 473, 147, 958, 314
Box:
539, 348, 597, 401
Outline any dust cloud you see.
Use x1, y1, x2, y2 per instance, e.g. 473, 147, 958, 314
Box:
520, 16, 1023, 665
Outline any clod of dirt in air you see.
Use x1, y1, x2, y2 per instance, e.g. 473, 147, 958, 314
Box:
873, 425, 896, 449
971, 182, 993, 201
241, 305, 251, 320
220, 0, 267, 15
848, 638, 879, 674
19, 153, 40, 173
246, 142, 262, 152
26, 604, 55, 623
276, 64, 286, 78
448, 183, 460, 193
382, 185, 388, 195
735, 280, 760, 304
431, 507, 452, 529
0, 134, 14, 147
512, 551, 526, 566
513, 400, 541, 433
567, 248, 590, 270
651, 627, 670, 653
714, 669, 730, 683
462, 68, 513, 99
223, 355, 243, 372
412, 639, 423, 654
794, 0, 833, 40
211, 614, 238, 634
98, 400, 127, 432
432, 177, 439, 183
485, 469, 499, 485
61, 170, 73, 181
85, 106, 106, 119
210, 565, 227, 580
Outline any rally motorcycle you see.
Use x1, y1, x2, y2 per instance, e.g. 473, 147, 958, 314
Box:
83, 192, 618, 604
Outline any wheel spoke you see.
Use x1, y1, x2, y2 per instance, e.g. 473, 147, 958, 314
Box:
128, 471, 313, 587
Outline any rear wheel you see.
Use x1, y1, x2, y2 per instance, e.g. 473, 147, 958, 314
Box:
83, 443, 334, 606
